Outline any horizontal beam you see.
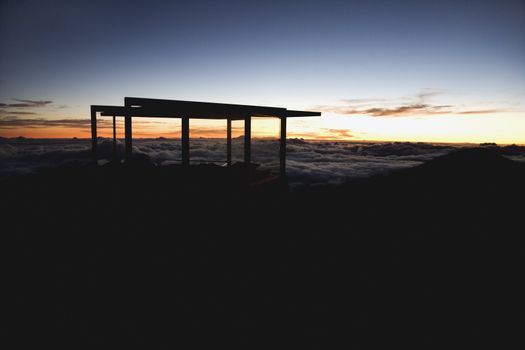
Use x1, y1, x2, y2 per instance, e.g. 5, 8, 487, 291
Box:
125, 97, 287, 118
99, 111, 296, 119
91, 105, 126, 116
286, 110, 322, 117
102, 108, 251, 119
92, 100, 322, 119
99, 110, 320, 119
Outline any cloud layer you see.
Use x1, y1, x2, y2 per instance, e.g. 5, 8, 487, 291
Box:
0, 138, 469, 185
3, 137, 524, 185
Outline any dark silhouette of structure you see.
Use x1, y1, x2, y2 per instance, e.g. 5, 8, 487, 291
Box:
90, 97, 320, 176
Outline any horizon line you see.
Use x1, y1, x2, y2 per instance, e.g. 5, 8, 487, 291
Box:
1, 135, 522, 146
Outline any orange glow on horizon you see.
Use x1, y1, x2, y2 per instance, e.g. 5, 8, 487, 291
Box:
1, 113, 524, 145
1, 126, 524, 145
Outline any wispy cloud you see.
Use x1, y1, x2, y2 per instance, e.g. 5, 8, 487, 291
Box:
0, 117, 112, 129
288, 128, 354, 140
415, 89, 444, 102
316, 90, 507, 117
326, 104, 454, 117
0, 110, 36, 115
456, 109, 502, 115
0, 99, 53, 108
322, 104, 505, 117
324, 128, 353, 138
340, 98, 387, 104
0, 116, 179, 131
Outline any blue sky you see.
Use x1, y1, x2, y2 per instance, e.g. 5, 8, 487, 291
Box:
1, 0, 524, 142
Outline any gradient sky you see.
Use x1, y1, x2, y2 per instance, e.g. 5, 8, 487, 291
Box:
0, 0, 524, 143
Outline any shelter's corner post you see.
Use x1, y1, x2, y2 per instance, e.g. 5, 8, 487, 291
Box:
90, 106, 97, 162
124, 107, 132, 160
112, 115, 117, 160
226, 118, 232, 166
244, 114, 251, 165
182, 116, 190, 167
279, 114, 287, 177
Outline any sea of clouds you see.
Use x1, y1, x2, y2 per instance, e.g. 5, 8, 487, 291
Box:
1, 138, 522, 185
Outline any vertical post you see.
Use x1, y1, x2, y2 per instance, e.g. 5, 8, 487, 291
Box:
244, 115, 251, 164
112, 115, 117, 160
279, 115, 287, 177
125, 109, 132, 160
181, 117, 190, 166
90, 107, 97, 161
226, 118, 232, 166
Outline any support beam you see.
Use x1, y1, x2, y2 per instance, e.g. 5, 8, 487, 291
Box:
244, 115, 251, 164
182, 117, 190, 166
91, 107, 97, 161
226, 118, 232, 166
124, 110, 132, 160
280, 116, 287, 177
112, 115, 117, 160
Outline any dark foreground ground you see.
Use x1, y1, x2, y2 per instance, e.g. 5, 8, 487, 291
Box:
2, 147, 524, 348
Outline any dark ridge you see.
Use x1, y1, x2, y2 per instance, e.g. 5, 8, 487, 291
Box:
414, 147, 517, 173
3, 147, 524, 348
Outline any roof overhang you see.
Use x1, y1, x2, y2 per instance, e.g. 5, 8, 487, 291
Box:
92, 97, 321, 119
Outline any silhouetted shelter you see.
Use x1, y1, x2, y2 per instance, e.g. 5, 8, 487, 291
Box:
90, 97, 321, 176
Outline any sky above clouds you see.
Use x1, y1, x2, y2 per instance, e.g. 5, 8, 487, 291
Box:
0, 0, 524, 143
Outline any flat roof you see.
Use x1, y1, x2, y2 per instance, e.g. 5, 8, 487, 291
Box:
92, 97, 321, 119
